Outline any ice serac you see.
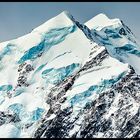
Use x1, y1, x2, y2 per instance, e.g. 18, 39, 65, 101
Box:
0, 11, 140, 138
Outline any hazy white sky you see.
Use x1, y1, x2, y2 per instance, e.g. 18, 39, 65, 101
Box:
0, 2, 140, 42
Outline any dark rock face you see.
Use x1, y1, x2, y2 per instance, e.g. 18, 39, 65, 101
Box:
33, 47, 140, 138
119, 28, 127, 36
77, 68, 140, 138
0, 111, 20, 126
35, 107, 73, 138
17, 63, 34, 87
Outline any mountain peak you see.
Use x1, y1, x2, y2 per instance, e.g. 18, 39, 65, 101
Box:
92, 13, 109, 20
32, 11, 74, 33
85, 13, 121, 30
61, 10, 72, 18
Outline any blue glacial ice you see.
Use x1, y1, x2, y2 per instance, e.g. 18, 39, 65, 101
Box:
0, 96, 5, 105
18, 25, 77, 64
7, 103, 24, 115
0, 85, 13, 92
7, 103, 45, 124
42, 63, 80, 85
95, 27, 140, 57
32, 107, 45, 121
34, 64, 46, 73
70, 71, 127, 106
0, 85, 13, 105
115, 44, 140, 57
13, 87, 25, 97
90, 24, 140, 75
0, 43, 16, 61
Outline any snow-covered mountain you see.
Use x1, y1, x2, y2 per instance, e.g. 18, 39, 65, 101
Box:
0, 11, 139, 138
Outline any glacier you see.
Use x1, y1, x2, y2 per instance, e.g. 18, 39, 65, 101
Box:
0, 11, 140, 138
18, 25, 77, 64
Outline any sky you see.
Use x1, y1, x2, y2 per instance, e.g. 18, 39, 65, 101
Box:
0, 2, 140, 42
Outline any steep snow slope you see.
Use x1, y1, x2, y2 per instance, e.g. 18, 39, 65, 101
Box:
0, 11, 93, 137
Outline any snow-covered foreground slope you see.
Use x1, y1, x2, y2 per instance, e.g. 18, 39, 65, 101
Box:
0, 11, 140, 138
